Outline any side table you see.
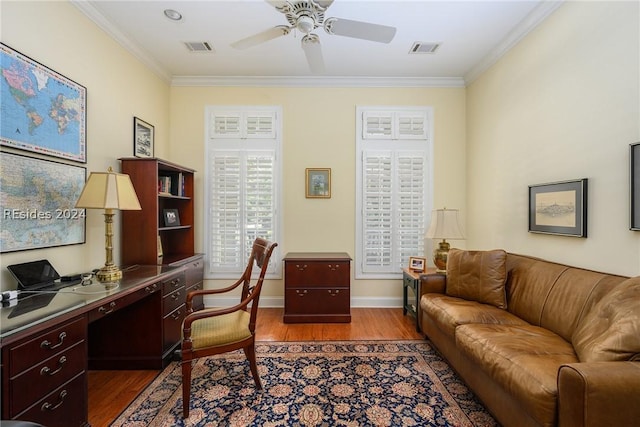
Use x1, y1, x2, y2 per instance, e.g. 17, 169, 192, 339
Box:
402, 267, 436, 332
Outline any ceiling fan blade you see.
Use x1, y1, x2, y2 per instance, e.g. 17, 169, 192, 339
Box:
324, 17, 396, 43
301, 34, 325, 74
315, 0, 335, 9
265, 0, 288, 9
230, 26, 290, 50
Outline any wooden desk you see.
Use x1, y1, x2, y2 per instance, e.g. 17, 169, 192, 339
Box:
0, 259, 202, 426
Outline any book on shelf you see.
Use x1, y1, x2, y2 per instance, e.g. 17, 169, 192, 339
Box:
158, 173, 185, 196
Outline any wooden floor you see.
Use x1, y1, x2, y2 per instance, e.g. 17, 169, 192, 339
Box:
88, 307, 423, 426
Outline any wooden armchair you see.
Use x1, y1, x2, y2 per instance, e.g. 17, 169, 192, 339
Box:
180, 237, 277, 418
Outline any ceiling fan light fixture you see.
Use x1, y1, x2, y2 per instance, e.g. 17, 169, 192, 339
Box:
296, 15, 315, 34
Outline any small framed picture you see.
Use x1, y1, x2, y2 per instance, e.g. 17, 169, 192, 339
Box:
306, 168, 331, 198
163, 209, 180, 227
409, 256, 427, 272
134, 117, 154, 158
528, 178, 588, 237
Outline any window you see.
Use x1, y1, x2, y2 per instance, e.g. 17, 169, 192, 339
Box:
355, 107, 433, 279
205, 106, 282, 278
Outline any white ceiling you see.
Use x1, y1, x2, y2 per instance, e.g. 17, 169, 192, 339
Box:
74, 0, 563, 85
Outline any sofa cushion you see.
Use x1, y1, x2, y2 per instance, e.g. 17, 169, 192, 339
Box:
456, 323, 579, 426
446, 249, 507, 309
572, 276, 640, 362
420, 294, 527, 337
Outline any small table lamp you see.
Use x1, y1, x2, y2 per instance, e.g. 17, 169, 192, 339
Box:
75, 166, 141, 284
425, 208, 465, 273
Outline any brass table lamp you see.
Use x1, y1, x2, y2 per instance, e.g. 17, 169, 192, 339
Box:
425, 208, 465, 273
75, 167, 141, 285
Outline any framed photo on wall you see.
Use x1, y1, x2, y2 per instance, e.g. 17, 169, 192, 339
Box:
631, 142, 640, 230
528, 178, 588, 237
134, 117, 154, 158
306, 168, 331, 198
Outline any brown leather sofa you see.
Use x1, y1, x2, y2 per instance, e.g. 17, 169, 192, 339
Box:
419, 250, 640, 427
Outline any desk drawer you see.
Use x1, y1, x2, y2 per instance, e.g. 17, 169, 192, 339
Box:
185, 257, 204, 286
163, 304, 185, 353
163, 287, 185, 316
163, 274, 185, 294
285, 261, 349, 287
14, 372, 86, 427
9, 316, 86, 375
10, 340, 86, 416
87, 283, 160, 323
284, 288, 350, 315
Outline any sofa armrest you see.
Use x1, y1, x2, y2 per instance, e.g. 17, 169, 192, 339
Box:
419, 273, 446, 297
558, 361, 640, 427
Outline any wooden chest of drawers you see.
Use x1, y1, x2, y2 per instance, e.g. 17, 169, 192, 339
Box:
283, 252, 351, 323
2, 315, 87, 426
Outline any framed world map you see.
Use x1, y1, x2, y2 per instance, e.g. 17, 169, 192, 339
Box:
1, 152, 86, 253
0, 43, 87, 163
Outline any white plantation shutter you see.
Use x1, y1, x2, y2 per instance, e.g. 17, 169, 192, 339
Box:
210, 111, 276, 139
209, 153, 242, 270
206, 106, 281, 278
362, 152, 393, 271
246, 112, 276, 138
396, 154, 426, 266
363, 111, 393, 139
211, 113, 242, 138
356, 106, 432, 278
397, 113, 427, 140
362, 110, 428, 140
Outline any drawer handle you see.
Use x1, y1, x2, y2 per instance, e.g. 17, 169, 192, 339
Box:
171, 291, 182, 300
328, 264, 340, 271
328, 290, 340, 296
295, 264, 308, 271
41, 332, 67, 350
98, 301, 117, 315
145, 283, 159, 293
295, 290, 308, 297
171, 279, 181, 287
41, 389, 68, 412
40, 355, 67, 376
171, 310, 182, 320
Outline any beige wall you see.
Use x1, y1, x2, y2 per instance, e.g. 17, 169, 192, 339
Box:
0, 1, 170, 289
169, 86, 466, 303
466, 1, 640, 276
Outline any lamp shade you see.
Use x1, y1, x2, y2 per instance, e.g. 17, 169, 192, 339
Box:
425, 208, 465, 240
75, 167, 141, 210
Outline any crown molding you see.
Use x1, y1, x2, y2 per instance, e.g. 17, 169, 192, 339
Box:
170, 75, 465, 88
70, 0, 171, 82
464, 0, 565, 84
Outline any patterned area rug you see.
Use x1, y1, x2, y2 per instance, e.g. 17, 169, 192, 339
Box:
111, 341, 497, 426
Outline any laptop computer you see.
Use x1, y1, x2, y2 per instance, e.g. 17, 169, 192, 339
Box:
7, 259, 81, 291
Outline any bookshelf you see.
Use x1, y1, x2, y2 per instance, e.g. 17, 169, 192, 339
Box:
120, 157, 196, 266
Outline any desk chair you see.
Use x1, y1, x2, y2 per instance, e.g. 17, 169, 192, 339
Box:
180, 237, 277, 418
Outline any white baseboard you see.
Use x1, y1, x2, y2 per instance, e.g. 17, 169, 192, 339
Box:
203, 296, 403, 309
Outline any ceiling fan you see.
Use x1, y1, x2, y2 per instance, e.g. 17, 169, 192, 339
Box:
230, 0, 397, 73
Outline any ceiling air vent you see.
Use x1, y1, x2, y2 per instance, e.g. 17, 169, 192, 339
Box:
409, 42, 441, 54
184, 41, 214, 52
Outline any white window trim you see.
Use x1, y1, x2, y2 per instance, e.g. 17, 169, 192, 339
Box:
204, 105, 283, 280
355, 106, 434, 279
